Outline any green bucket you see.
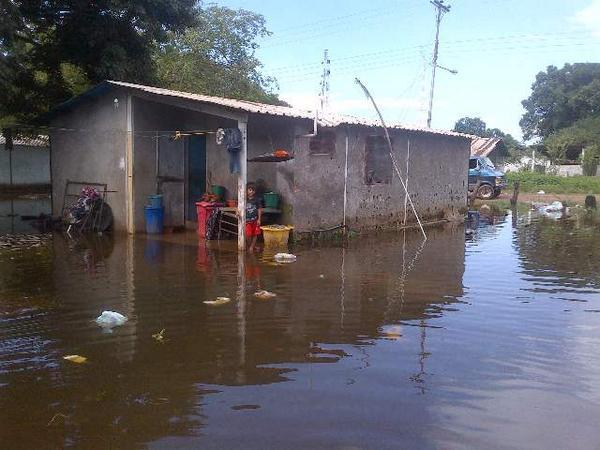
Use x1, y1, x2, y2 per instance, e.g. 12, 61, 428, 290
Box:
263, 192, 280, 209
211, 185, 226, 201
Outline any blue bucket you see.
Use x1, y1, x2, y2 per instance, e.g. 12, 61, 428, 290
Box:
144, 206, 164, 234
148, 195, 163, 208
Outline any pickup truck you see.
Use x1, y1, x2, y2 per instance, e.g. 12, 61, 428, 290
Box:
469, 156, 507, 199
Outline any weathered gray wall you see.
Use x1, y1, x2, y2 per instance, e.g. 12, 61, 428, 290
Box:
291, 124, 469, 232
0, 146, 50, 186
50, 90, 128, 231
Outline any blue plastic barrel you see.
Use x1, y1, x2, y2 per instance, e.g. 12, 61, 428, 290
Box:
144, 206, 164, 234
148, 194, 163, 208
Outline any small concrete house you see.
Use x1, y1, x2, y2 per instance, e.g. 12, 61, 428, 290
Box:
47, 81, 470, 242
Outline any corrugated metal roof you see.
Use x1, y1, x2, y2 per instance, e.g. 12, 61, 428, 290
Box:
0, 135, 49, 148
107, 81, 468, 138
471, 137, 502, 157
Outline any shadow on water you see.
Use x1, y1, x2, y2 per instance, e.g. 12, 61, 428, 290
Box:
1, 210, 600, 449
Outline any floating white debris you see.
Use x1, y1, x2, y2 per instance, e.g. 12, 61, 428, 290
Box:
203, 297, 231, 305
537, 190, 545, 195
542, 201, 564, 213
63, 354, 87, 364
95, 311, 128, 328
273, 253, 297, 262
253, 290, 277, 300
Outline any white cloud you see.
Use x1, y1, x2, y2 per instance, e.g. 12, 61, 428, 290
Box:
573, 0, 600, 38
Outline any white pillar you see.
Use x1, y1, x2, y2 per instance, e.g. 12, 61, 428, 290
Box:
126, 94, 135, 234
237, 117, 248, 251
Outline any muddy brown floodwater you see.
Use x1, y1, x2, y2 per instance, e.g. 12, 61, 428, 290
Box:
1, 208, 600, 449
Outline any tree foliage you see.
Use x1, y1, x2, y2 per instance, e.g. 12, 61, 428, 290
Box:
453, 116, 524, 157
544, 116, 600, 164
153, 5, 281, 104
453, 117, 487, 136
1, 1, 282, 129
520, 63, 600, 140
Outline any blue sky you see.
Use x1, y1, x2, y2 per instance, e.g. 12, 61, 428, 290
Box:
217, 0, 600, 139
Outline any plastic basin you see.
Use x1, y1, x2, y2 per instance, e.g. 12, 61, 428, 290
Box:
261, 225, 293, 247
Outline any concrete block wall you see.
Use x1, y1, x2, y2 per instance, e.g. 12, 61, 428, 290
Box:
292, 124, 469, 232
0, 146, 50, 186
50, 90, 128, 231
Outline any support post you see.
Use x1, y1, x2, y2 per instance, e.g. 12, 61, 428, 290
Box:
343, 133, 349, 229
155, 131, 160, 194
510, 181, 520, 206
427, 0, 451, 128
237, 117, 248, 251
125, 95, 135, 234
3, 128, 14, 187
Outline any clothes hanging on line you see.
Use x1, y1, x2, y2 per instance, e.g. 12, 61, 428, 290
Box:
217, 128, 243, 174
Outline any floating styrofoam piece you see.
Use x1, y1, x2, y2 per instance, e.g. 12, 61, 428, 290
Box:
95, 311, 128, 328
203, 297, 231, 305
273, 253, 297, 262
253, 290, 277, 300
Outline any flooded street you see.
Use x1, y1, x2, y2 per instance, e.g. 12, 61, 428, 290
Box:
1, 209, 600, 449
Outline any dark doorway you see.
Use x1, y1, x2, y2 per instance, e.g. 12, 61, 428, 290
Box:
187, 135, 206, 221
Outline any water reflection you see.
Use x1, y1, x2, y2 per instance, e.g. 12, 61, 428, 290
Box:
0, 196, 51, 234
1, 213, 600, 449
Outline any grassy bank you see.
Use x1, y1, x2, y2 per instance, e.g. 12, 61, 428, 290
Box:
506, 172, 600, 194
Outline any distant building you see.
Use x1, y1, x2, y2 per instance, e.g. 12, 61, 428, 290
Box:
45, 81, 470, 237
0, 135, 50, 188
469, 136, 508, 167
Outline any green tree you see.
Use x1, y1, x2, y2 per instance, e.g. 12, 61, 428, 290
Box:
453, 116, 487, 136
0, 0, 197, 128
154, 5, 282, 104
520, 63, 600, 140
544, 116, 600, 165
453, 116, 525, 158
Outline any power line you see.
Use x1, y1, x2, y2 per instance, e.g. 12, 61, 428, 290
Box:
263, 1, 421, 42
261, 6, 421, 49
271, 37, 594, 84
267, 29, 591, 78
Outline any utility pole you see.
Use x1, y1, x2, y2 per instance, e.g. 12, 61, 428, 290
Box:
427, 0, 451, 128
319, 49, 331, 113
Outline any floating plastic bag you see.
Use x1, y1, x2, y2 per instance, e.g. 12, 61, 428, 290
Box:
273, 253, 296, 262
543, 201, 564, 212
95, 311, 128, 329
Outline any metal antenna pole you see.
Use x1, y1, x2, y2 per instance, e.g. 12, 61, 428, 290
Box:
427, 0, 451, 128
319, 49, 331, 113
